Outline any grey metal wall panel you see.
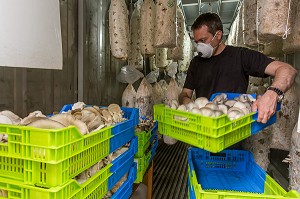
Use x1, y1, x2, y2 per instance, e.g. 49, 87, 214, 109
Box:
0, 0, 78, 117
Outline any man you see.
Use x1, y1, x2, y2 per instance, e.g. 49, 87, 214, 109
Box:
179, 13, 297, 124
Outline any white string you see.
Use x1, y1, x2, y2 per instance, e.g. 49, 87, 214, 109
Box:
256, 1, 260, 51
282, 0, 292, 39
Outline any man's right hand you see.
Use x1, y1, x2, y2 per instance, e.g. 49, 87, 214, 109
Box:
179, 88, 193, 105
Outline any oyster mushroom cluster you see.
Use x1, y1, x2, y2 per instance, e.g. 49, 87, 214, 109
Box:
0, 103, 127, 143
168, 93, 256, 121
0, 189, 8, 197
75, 143, 129, 185
103, 172, 128, 198
135, 117, 156, 133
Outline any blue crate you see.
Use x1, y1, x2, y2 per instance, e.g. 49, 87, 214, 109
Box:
59, 104, 138, 153
110, 126, 135, 153
149, 121, 158, 144
109, 136, 138, 190
111, 162, 137, 199
188, 175, 196, 199
188, 147, 267, 193
210, 93, 281, 135
59, 104, 139, 134
149, 135, 158, 164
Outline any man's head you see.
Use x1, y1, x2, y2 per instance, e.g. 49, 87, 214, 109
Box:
191, 12, 223, 35
192, 13, 224, 58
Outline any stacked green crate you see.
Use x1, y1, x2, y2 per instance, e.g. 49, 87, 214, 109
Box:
134, 122, 158, 183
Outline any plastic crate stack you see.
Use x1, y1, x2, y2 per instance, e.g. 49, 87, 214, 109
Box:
154, 93, 300, 199
0, 105, 139, 199
134, 121, 158, 183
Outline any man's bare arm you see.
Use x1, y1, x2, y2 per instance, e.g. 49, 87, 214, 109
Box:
179, 88, 193, 105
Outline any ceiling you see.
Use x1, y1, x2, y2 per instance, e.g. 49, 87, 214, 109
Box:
180, 0, 241, 37
126, 0, 241, 38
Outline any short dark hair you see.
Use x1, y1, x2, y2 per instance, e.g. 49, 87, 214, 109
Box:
191, 13, 223, 35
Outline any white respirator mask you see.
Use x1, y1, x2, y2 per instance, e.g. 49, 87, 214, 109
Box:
196, 31, 220, 58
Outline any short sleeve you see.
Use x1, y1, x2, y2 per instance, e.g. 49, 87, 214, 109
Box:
241, 47, 274, 78
183, 58, 196, 90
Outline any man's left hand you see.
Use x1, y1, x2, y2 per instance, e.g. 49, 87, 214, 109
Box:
252, 90, 278, 124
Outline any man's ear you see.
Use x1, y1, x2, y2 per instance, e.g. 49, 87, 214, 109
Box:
217, 31, 223, 40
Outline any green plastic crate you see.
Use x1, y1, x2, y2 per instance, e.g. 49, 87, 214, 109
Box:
158, 121, 252, 153
188, 167, 300, 199
0, 124, 112, 187
0, 124, 112, 163
155, 104, 255, 153
0, 164, 112, 199
154, 104, 254, 138
134, 129, 153, 158
134, 149, 151, 183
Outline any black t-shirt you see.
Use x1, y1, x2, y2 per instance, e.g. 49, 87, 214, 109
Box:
183, 46, 274, 99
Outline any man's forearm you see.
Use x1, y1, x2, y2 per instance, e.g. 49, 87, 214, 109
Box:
179, 93, 193, 105
269, 63, 297, 92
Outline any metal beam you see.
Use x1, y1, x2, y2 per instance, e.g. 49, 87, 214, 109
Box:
217, 0, 222, 14
222, 0, 239, 3
198, 0, 202, 15
182, 3, 198, 6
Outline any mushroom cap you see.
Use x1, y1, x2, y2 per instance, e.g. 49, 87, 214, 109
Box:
0, 115, 13, 125
218, 104, 228, 114
177, 104, 187, 111
191, 107, 201, 114
185, 102, 198, 111
205, 102, 219, 111
199, 107, 215, 117
171, 99, 179, 108
225, 100, 237, 107
212, 93, 227, 104
194, 97, 209, 108
108, 104, 122, 114
233, 101, 247, 109
20, 116, 47, 126
213, 110, 224, 117
27, 119, 65, 129
50, 114, 89, 135
0, 110, 21, 125
72, 102, 86, 111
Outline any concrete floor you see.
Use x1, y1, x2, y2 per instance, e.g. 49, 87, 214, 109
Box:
131, 183, 147, 199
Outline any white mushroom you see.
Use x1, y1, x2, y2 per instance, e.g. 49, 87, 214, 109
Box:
27, 119, 66, 129
247, 94, 256, 102
175, 105, 188, 121
87, 115, 104, 132
212, 93, 227, 104
241, 108, 250, 115
171, 99, 179, 108
101, 110, 113, 126
27, 111, 46, 118
233, 101, 247, 109
72, 102, 86, 111
194, 97, 209, 108
185, 102, 198, 111
84, 106, 101, 116
227, 107, 245, 120
225, 100, 237, 107
0, 110, 21, 125
81, 109, 96, 123
177, 105, 187, 111
191, 107, 201, 114
20, 116, 46, 126
50, 114, 89, 135
213, 110, 224, 117
199, 107, 215, 117
205, 102, 219, 111
218, 104, 228, 114
0, 115, 13, 125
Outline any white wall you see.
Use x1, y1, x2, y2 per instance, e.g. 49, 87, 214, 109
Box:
0, 0, 63, 69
